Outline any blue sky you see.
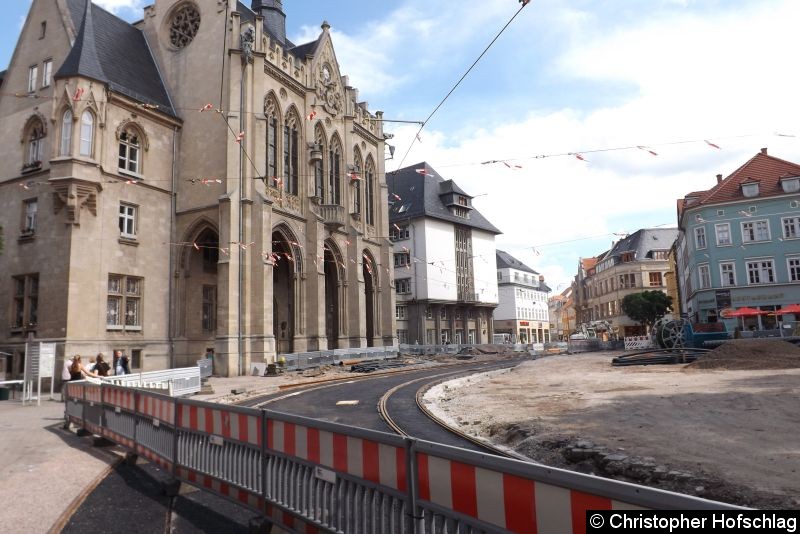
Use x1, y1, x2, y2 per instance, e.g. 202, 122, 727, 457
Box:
4, 0, 800, 292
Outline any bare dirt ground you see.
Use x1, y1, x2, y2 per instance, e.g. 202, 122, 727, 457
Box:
424, 345, 800, 509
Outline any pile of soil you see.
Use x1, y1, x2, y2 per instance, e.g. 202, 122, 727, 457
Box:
688, 339, 800, 370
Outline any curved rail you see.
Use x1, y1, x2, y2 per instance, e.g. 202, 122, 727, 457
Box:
378, 366, 527, 460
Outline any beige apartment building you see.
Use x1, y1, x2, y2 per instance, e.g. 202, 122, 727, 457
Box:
0, 0, 395, 377
573, 228, 678, 337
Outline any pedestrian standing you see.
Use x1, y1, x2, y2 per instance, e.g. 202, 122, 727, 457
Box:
61, 355, 74, 402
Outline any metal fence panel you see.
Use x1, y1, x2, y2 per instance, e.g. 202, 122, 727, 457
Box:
64, 382, 742, 534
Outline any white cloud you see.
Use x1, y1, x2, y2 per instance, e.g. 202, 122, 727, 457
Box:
291, 0, 515, 102
93, 0, 143, 15
381, 0, 800, 292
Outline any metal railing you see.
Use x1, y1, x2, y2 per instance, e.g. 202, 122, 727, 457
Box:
102, 365, 201, 396
65, 382, 741, 533
251, 346, 399, 375
398, 343, 531, 355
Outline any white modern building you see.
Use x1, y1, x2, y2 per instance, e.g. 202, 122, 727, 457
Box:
389, 163, 500, 345
494, 251, 551, 343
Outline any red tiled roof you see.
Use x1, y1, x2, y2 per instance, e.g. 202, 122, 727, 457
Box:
581, 257, 598, 270
696, 150, 800, 206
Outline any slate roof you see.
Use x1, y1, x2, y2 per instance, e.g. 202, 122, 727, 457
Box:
606, 228, 678, 260
387, 162, 502, 234
57, 0, 176, 117
238, 1, 300, 49
496, 250, 538, 274
678, 149, 800, 219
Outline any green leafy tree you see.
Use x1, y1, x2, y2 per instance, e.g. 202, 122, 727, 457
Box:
620, 290, 673, 329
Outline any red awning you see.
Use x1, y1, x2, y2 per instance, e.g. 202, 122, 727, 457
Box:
773, 303, 800, 315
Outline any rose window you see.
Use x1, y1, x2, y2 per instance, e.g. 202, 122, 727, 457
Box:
169, 5, 201, 49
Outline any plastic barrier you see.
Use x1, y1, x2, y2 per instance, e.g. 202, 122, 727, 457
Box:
103, 366, 201, 396
64, 382, 742, 533
624, 336, 654, 351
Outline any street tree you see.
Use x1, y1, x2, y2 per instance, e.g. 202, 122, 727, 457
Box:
620, 290, 673, 330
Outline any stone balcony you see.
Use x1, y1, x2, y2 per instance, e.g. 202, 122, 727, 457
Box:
319, 204, 346, 229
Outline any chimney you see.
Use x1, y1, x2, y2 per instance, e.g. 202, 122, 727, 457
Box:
760, 147, 768, 155
716, 173, 723, 184
252, 0, 286, 45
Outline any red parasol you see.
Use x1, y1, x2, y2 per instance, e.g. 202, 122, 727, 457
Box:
773, 304, 800, 315
723, 307, 768, 317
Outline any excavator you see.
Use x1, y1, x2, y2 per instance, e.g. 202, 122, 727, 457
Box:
569, 320, 619, 341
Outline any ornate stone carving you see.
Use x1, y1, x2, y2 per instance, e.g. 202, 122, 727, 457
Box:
114, 120, 149, 151
240, 26, 255, 63
316, 62, 343, 116
52, 181, 101, 225
267, 187, 302, 214
169, 4, 201, 49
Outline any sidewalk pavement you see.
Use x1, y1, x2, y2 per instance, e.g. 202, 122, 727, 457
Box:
0, 399, 123, 533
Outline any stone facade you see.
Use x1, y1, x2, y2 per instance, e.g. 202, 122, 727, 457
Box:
572, 229, 678, 338
0, 0, 395, 377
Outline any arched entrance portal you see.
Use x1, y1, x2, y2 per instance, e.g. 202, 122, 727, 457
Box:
362, 252, 375, 347
176, 222, 219, 368
272, 231, 294, 354
324, 244, 340, 350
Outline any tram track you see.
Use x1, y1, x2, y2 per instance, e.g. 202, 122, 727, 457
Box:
235, 356, 529, 457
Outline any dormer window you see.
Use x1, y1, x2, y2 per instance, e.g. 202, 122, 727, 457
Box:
453, 207, 469, 218
457, 195, 468, 207
741, 182, 759, 198
781, 176, 800, 193
621, 252, 634, 262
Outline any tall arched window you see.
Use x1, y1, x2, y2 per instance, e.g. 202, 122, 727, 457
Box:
283, 112, 299, 195
265, 96, 278, 187
118, 126, 141, 174
26, 120, 46, 166
313, 124, 326, 200
365, 156, 376, 226
60, 109, 72, 156
328, 136, 342, 205
79, 110, 94, 157
352, 148, 363, 216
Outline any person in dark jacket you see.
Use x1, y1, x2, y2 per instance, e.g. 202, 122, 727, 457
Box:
113, 350, 131, 375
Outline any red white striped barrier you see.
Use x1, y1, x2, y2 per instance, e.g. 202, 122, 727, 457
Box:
105, 388, 135, 412
265, 504, 320, 534
177, 467, 262, 511
65, 383, 84, 403
417, 453, 645, 533
138, 393, 175, 425
138, 446, 172, 472
177, 404, 262, 447
85, 385, 102, 404
267, 420, 407, 492
102, 429, 135, 450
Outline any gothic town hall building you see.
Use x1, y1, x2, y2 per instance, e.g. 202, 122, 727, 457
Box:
0, 0, 396, 377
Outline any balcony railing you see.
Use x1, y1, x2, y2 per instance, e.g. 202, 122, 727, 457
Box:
319, 204, 346, 228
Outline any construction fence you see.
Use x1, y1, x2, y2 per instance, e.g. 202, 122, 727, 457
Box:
64, 382, 740, 533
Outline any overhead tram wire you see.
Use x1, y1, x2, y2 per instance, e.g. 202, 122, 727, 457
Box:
392, 1, 532, 172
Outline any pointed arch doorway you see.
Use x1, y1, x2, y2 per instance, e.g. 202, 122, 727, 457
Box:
272, 230, 295, 354
362, 252, 376, 347
323, 243, 341, 350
